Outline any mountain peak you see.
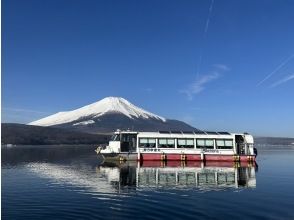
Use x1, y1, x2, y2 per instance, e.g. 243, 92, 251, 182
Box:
29, 97, 166, 127
100, 96, 128, 103
97, 96, 134, 108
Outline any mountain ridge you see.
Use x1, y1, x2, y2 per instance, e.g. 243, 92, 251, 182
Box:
29, 97, 196, 133
29, 97, 166, 126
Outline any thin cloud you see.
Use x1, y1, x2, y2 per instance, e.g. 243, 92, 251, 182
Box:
196, 0, 215, 78
2, 107, 51, 114
213, 64, 231, 71
2, 108, 52, 124
180, 64, 229, 100
270, 74, 294, 88
257, 53, 294, 86
190, 71, 220, 94
203, 0, 215, 36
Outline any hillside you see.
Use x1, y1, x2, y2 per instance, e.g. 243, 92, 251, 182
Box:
254, 136, 294, 146
1, 123, 110, 145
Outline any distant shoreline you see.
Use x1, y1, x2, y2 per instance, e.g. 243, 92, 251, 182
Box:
2, 123, 294, 146
1, 144, 97, 147
2, 143, 294, 148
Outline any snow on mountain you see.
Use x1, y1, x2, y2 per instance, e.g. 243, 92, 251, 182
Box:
73, 120, 95, 126
29, 97, 166, 127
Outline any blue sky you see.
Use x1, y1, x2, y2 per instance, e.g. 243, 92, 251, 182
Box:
2, 0, 294, 137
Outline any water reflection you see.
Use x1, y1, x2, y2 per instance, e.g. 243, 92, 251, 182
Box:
2, 146, 257, 195
99, 161, 256, 192
4, 146, 294, 220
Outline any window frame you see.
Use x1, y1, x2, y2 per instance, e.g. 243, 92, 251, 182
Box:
139, 138, 156, 148
111, 134, 120, 141
177, 138, 194, 148
158, 138, 175, 148
216, 139, 234, 149
196, 138, 214, 149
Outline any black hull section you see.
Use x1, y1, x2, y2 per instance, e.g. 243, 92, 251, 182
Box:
101, 153, 138, 161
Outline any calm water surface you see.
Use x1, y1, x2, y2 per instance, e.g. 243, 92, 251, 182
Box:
2, 146, 294, 220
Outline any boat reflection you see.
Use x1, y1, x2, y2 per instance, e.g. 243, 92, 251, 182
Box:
97, 161, 257, 191
3, 146, 257, 195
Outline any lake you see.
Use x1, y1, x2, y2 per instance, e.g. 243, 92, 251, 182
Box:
2, 145, 294, 220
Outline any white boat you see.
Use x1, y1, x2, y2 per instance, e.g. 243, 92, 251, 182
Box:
96, 130, 257, 162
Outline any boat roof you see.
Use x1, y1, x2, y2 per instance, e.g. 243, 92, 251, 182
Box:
158, 130, 231, 135
115, 130, 252, 136
116, 130, 231, 135
114, 130, 253, 143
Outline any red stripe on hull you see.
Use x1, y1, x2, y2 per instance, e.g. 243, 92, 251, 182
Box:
141, 153, 162, 161
140, 153, 256, 162
205, 155, 234, 161
166, 154, 182, 161
140, 161, 255, 168
142, 161, 202, 167
186, 154, 202, 161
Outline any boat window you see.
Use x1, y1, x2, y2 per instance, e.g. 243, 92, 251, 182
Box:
111, 134, 120, 141
196, 139, 214, 149
139, 138, 156, 148
158, 138, 175, 148
206, 140, 214, 148
216, 140, 225, 147
216, 139, 233, 149
177, 139, 194, 148
121, 134, 130, 142
197, 139, 205, 147
225, 140, 233, 147
110, 135, 115, 141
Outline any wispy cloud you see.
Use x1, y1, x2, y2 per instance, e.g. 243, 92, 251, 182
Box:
257, 53, 294, 86
180, 64, 229, 100
2, 107, 51, 114
203, 0, 215, 36
270, 74, 294, 88
2, 108, 52, 124
196, 0, 215, 78
213, 64, 230, 71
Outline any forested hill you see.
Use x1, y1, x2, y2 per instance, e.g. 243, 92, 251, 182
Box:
254, 136, 294, 146
1, 123, 110, 145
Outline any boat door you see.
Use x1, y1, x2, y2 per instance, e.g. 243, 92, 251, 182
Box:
120, 133, 137, 152
235, 135, 245, 155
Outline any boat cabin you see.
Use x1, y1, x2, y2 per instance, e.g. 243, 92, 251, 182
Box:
101, 130, 255, 160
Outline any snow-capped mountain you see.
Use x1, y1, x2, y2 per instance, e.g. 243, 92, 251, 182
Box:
30, 97, 166, 126
29, 97, 196, 133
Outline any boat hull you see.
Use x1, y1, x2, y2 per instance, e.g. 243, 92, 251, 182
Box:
101, 152, 256, 162
102, 153, 138, 161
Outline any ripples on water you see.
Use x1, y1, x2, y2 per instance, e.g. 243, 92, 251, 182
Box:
2, 146, 294, 220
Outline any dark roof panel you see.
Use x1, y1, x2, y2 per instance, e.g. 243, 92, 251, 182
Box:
159, 131, 170, 134
170, 130, 182, 134
205, 131, 218, 135
194, 131, 206, 134
217, 131, 231, 135
182, 131, 194, 134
